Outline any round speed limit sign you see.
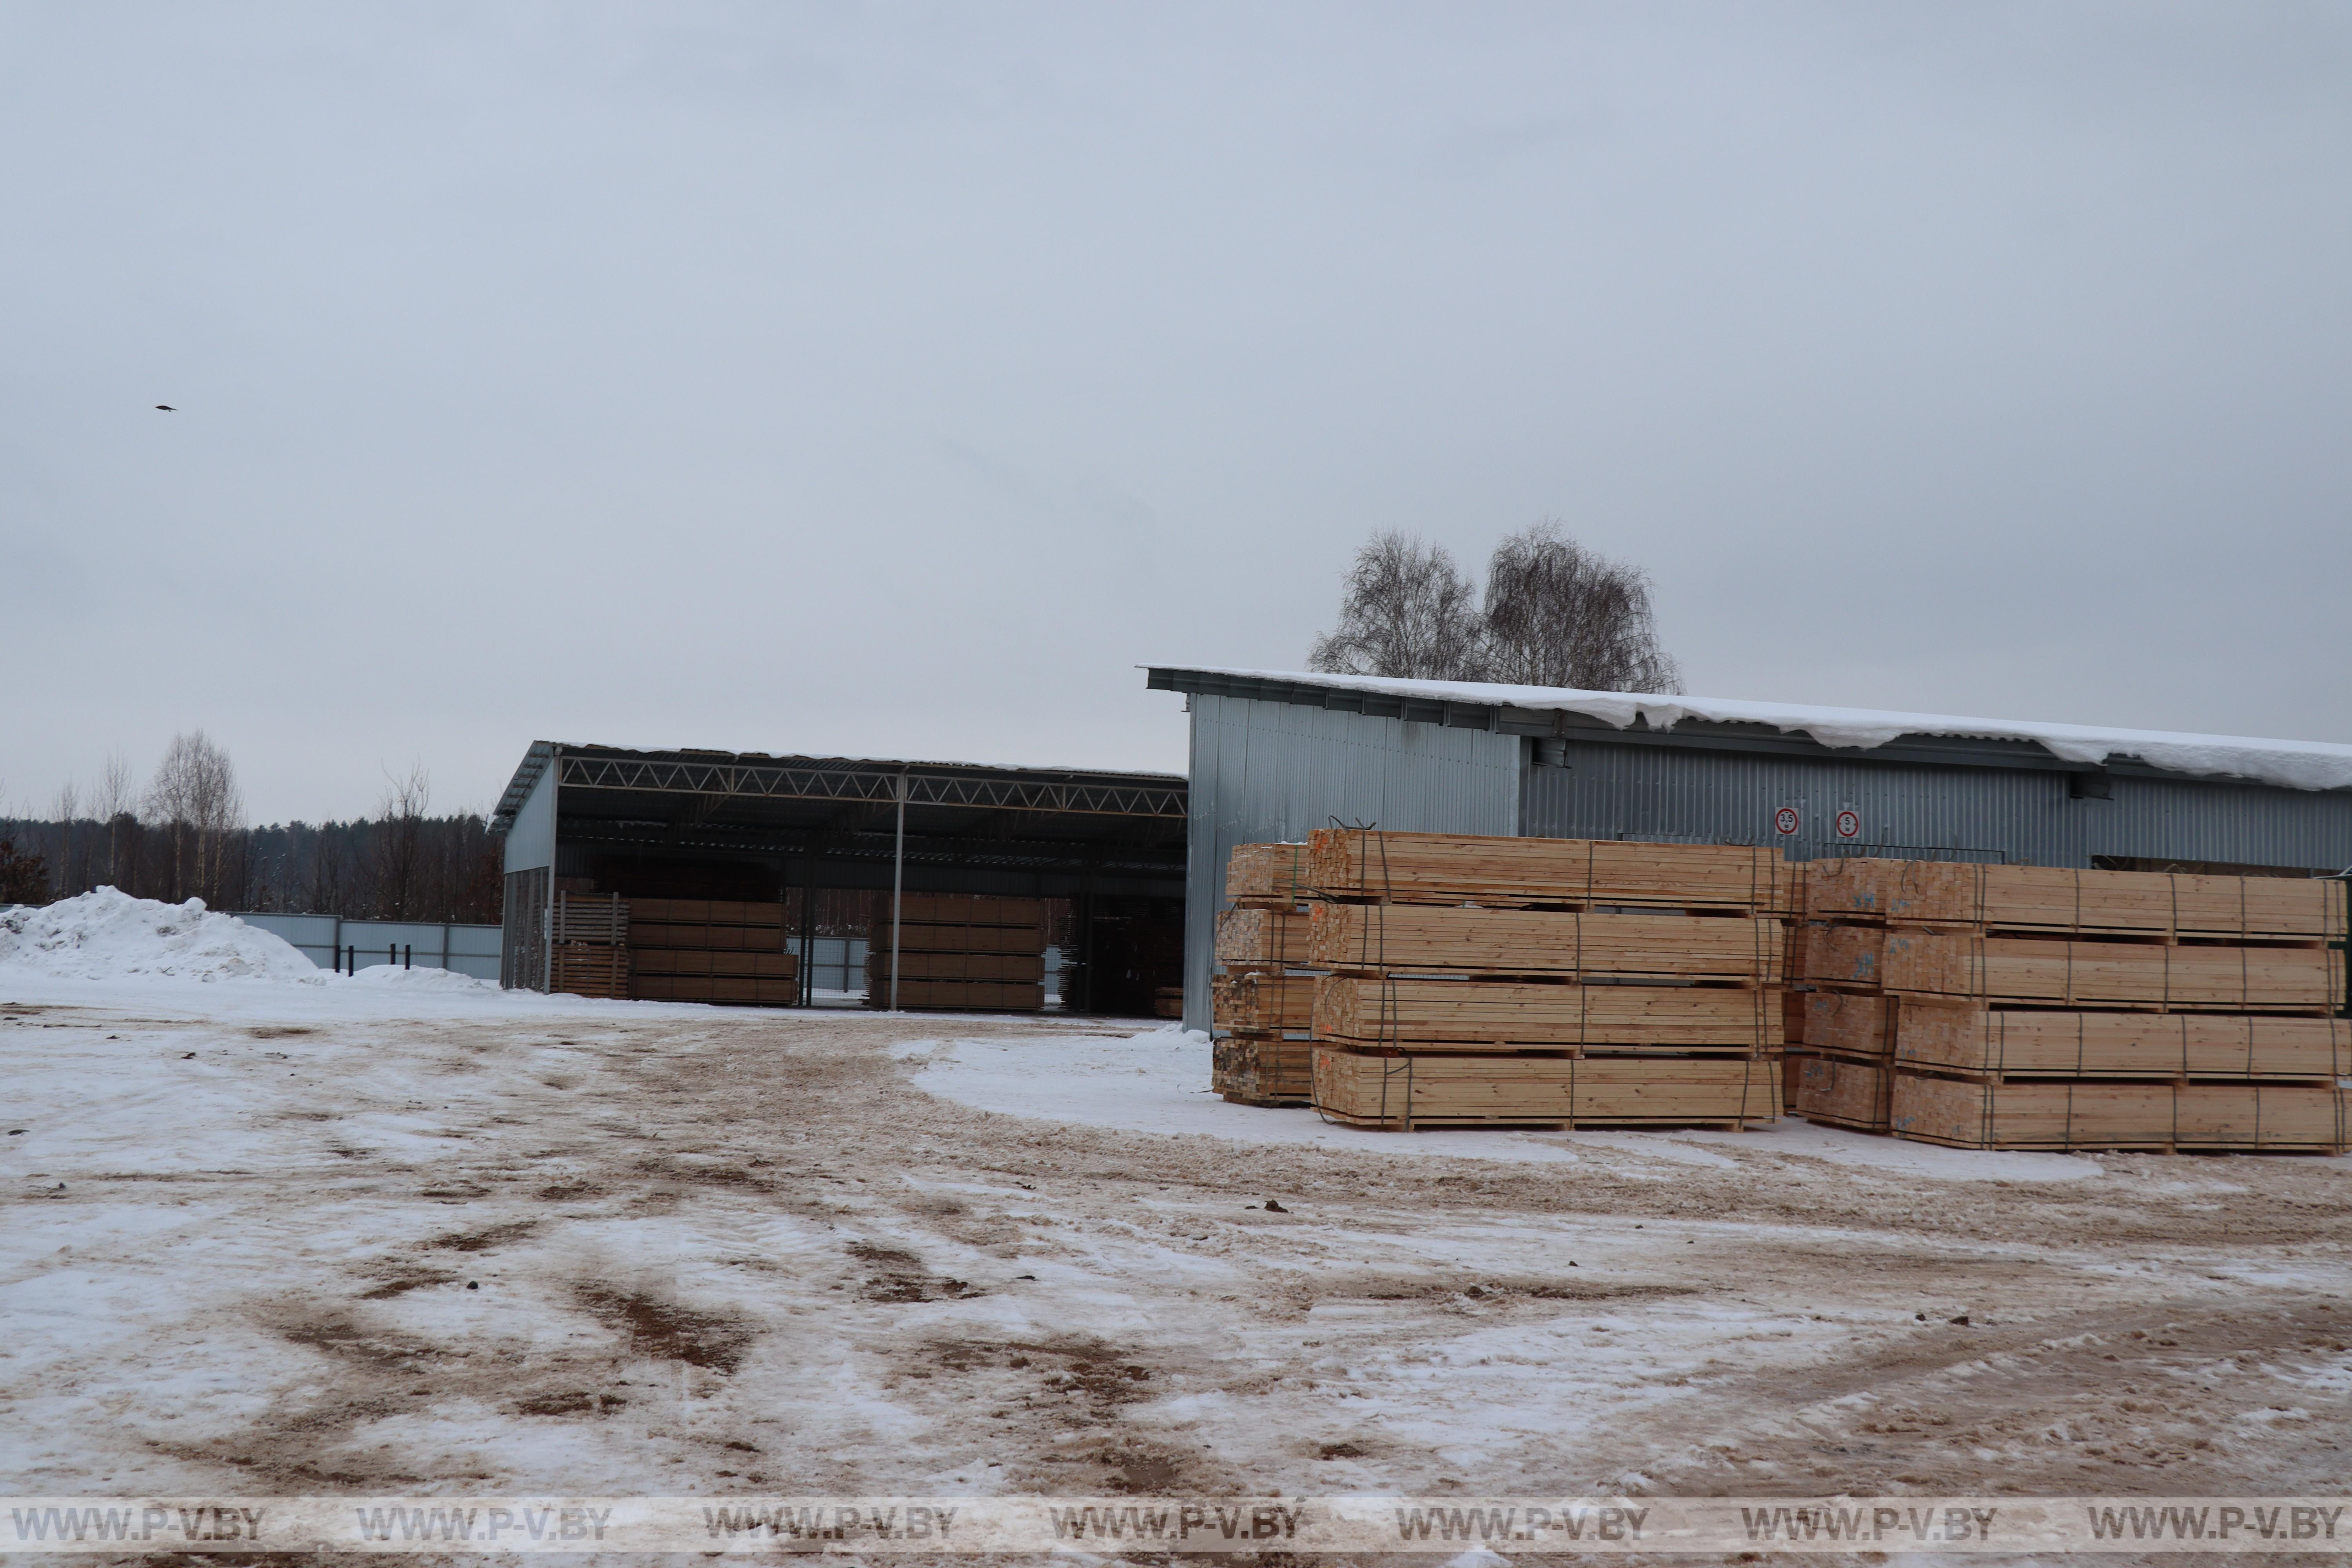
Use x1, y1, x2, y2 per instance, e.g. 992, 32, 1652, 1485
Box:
1773, 807, 1799, 836
1835, 809, 1862, 840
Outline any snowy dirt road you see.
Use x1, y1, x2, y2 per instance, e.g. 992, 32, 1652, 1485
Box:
5, 984, 2351, 1518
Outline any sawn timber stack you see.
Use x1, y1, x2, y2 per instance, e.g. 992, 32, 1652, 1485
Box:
1295, 830, 1789, 1131
1795, 855, 2352, 1152
1209, 843, 1325, 1106
1305, 828, 1798, 914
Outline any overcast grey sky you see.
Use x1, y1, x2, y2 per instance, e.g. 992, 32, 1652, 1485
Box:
5, 3, 2347, 822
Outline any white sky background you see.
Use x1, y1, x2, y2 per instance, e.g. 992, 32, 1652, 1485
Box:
3, 4, 2348, 822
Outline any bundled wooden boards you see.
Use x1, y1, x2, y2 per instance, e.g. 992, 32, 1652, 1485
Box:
1877, 931, 2339, 1012
549, 891, 630, 1000
1313, 1048, 1781, 1129
1893, 1003, 2348, 1081
624, 895, 799, 1006
1801, 923, 2339, 1011
550, 942, 629, 1000
1313, 975, 1780, 1052
866, 893, 1047, 1012
1807, 857, 2347, 941
1310, 902, 1784, 984
1213, 970, 1315, 1034
1890, 1075, 2351, 1152
1225, 842, 1312, 906
1215, 907, 1314, 967
1800, 990, 1895, 1059
1791, 1054, 1896, 1132
1214, 1036, 1312, 1106
1304, 828, 1799, 914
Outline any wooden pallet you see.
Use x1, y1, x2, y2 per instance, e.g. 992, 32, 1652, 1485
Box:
1312, 975, 1782, 1051
1807, 858, 2348, 942
1311, 1047, 1781, 1129
1801, 990, 1896, 1059
1890, 1074, 2351, 1151
1310, 904, 1785, 984
1791, 1054, 1896, 1131
1213, 970, 1316, 1033
1893, 1001, 2348, 1081
551, 892, 630, 946
1225, 842, 1312, 906
550, 942, 630, 1000
1878, 930, 2341, 1011
1213, 1034, 1313, 1105
1304, 829, 1800, 914
1215, 907, 1315, 967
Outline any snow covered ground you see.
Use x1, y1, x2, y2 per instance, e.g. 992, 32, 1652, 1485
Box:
5, 892, 2351, 1515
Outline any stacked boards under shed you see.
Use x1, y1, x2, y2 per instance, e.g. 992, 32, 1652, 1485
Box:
628, 898, 801, 1005
549, 891, 631, 1000
866, 894, 1047, 1012
1793, 859, 2350, 1151
1301, 831, 1790, 1131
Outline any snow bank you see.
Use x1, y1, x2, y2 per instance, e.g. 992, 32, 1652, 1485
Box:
1155, 667, 2352, 793
0, 888, 322, 984
344, 963, 505, 996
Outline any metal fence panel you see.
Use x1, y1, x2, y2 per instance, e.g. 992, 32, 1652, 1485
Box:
233, 913, 505, 983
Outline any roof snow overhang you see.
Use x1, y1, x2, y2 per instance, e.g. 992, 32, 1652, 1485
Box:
1143, 666, 2352, 793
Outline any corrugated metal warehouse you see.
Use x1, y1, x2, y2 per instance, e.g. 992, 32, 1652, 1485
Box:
1145, 666, 2352, 1031
492, 742, 1187, 1012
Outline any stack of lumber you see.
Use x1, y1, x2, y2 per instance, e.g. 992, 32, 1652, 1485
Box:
865, 894, 1046, 1011
1794, 858, 2351, 1151
628, 897, 799, 1005
1307, 830, 1800, 913
1298, 829, 1788, 1131
549, 891, 630, 1000
1210, 844, 1321, 1106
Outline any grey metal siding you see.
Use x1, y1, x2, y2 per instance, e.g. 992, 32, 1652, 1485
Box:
2092, 773, 2352, 871
1523, 740, 2080, 864
1183, 694, 1519, 1029
1521, 737, 2352, 871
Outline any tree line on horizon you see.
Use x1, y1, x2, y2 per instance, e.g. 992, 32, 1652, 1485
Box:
0, 733, 501, 922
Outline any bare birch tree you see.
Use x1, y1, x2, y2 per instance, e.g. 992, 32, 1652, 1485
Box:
94, 754, 134, 890
1479, 523, 1681, 693
49, 782, 80, 899
1307, 532, 1486, 681
146, 732, 244, 905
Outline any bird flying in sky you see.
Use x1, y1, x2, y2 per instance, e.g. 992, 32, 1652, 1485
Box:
154, 404, 175, 411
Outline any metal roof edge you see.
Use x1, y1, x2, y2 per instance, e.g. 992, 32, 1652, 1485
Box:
1143, 666, 2349, 790
489, 741, 556, 833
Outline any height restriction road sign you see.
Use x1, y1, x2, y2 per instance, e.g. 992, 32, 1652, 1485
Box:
1773, 807, 1800, 836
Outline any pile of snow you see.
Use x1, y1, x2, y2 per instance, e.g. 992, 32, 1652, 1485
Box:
342, 963, 504, 996
0, 888, 322, 984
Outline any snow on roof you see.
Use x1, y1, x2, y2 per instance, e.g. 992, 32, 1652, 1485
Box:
1150, 666, 2352, 793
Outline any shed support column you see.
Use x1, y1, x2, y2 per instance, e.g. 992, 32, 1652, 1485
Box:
889, 771, 907, 1013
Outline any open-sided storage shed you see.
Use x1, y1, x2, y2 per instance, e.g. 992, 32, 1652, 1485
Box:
492, 742, 1186, 1012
